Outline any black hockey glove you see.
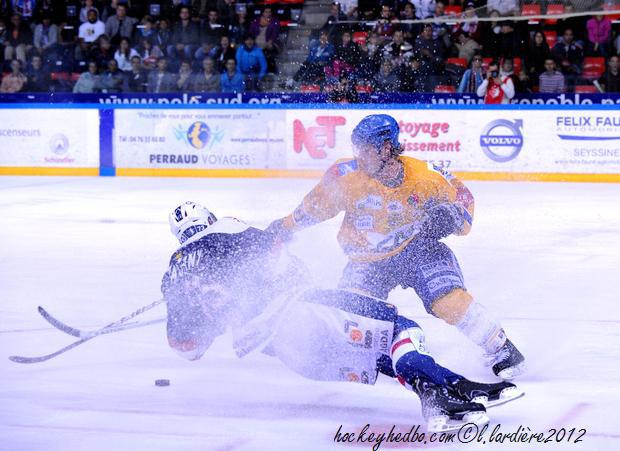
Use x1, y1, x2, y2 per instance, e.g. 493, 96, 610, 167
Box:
418, 202, 465, 240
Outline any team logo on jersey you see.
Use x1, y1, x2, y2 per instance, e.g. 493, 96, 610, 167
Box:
349, 329, 363, 342
356, 195, 382, 210
174, 250, 183, 261
479, 119, 524, 162
355, 215, 374, 231
407, 194, 419, 206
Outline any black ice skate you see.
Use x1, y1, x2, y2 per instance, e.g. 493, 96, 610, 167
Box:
451, 378, 524, 408
410, 376, 489, 432
486, 339, 526, 380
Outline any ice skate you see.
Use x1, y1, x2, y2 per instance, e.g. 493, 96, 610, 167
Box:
451, 378, 525, 408
486, 339, 526, 380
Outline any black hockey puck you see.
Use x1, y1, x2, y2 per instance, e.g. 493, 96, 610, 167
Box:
155, 379, 170, 387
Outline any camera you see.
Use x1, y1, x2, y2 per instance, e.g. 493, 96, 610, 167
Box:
490, 70, 499, 78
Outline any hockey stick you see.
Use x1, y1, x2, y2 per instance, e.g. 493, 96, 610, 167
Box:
38, 306, 166, 338
9, 298, 166, 364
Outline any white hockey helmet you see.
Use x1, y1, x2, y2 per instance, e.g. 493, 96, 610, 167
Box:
169, 201, 217, 244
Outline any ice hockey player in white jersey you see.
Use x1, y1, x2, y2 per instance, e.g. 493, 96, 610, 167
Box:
162, 201, 524, 432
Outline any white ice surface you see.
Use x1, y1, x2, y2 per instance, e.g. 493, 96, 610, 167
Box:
0, 176, 619, 451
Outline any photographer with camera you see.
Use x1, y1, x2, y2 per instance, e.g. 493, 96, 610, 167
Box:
476, 60, 514, 104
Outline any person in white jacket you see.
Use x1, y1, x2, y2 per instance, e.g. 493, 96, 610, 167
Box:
476, 60, 514, 104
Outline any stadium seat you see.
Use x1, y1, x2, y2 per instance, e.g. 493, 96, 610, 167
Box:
522, 4, 541, 24
50, 72, 70, 81
355, 84, 373, 94
582, 57, 605, 80
434, 85, 456, 93
545, 4, 564, 25
446, 57, 468, 69
545, 31, 558, 48
482, 57, 493, 71
603, 3, 620, 22
352, 31, 367, 45
513, 57, 522, 74
70, 72, 81, 82
300, 84, 321, 93
574, 85, 597, 93
444, 6, 462, 16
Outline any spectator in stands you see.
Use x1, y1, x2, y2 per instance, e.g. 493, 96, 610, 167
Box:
58, 20, 79, 72
0, 19, 7, 67
585, 14, 612, 58
169, 7, 200, 61
321, 2, 347, 40
455, 31, 480, 64
217, 0, 236, 28
132, 16, 157, 48
210, 35, 236, 72
236, 34, 267, 90
411, 0, 435, 19
454, 2, 480, 42
479, 9, 501, 58
136, 37, 163, 69
328, 73, 358, 103
293, 30, 334, 83
336, 30, 361, 68
356, 31, 382, 80
104, 4, 137, 46
114, 37, 139, 72
176, 59, 193, 92
373, 58, 399, 92
431, 1, 451, 51
4, 14, 33, 65
250, 7, 280, 74
147, 57, 176, 93
558, 4, 586, 45
90, 35, 114, 70
99, 58, 124, 92
595, 55, 620, 93
201, 9, 224, 48
154, 18, 173, 53
79, 9, 105, 48
383, 29, 413, 66
191, 56, 220, 92
414, 24, 444, 69
497, 20, 520, 59
79, 0, 98, 24
399, 53, 432, 92
228, 7, 249, 45
486, 0, 518, 17
25, 54, 51, 92
374, 5, 395, 40
398, 2, 421, 43
457, 53, 484, 93
73, 60, 100, 93
125, 55, 148, 92
477, 60, 514, 104
538, 58, 565, 93
552, 28, 583, 91
220, 58, 245, 93
0, 59, 26, 93
526, 30, 550, 86
33, 14, 58, 61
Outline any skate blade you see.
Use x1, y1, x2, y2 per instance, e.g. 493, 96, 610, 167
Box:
486, 386, 525, 408
427, 412, 489, 433
497, 362, 526, 380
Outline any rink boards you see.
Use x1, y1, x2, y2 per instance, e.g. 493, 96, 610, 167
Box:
0, 104, 619, 182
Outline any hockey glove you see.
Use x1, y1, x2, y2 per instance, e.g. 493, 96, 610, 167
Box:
418, 202, 465, 240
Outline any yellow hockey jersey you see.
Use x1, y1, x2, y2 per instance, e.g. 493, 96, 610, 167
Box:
280, 156, 475, 262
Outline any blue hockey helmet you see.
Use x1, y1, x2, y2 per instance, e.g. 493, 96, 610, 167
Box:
351, 114, 401, 154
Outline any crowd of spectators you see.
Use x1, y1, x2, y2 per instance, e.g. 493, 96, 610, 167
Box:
0, 0, 286, 93
1, 0, 620, 96
295, 0, 620, 99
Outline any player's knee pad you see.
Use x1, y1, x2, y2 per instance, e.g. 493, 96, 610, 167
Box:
454, 302, 506, 354
390, 318, 430, 374
431, 288, 473, 325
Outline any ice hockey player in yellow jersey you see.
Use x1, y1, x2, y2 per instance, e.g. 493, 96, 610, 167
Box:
267, 114, 525, 379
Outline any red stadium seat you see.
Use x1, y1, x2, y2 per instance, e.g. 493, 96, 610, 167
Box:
300, 84, 321, 93
582, 57, 605, 80
482, 57, 493, 71
522, 4, 541, 24
603, 3, 620, 22
50, 72, 70, 81
545, 4, 564, 25
444, 6, 462, 16
355, 84, 373, 94
70, 72, 81, 82
352, 31, 367, 45
434, 85, 456, 93
574, 85, 597, 93
513, 57, 522, 74
446, 57, 468, 69
545, 31, 558, 48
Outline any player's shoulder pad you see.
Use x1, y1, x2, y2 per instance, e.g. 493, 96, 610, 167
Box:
327, 158, 358, 178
